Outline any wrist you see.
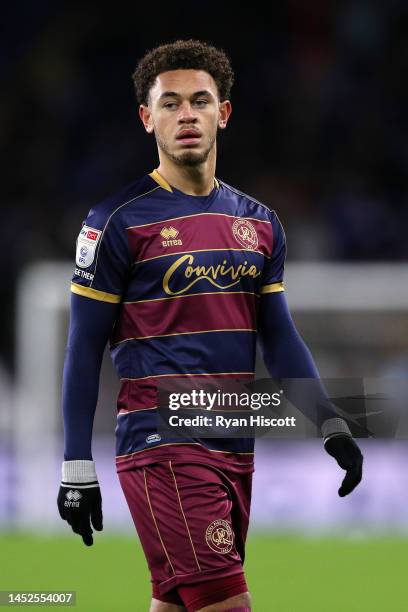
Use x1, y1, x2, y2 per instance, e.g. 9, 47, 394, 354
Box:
321, 417, 352, 444
62, 460, 98, 484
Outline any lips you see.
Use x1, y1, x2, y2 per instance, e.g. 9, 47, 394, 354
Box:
176, 129, 201, 140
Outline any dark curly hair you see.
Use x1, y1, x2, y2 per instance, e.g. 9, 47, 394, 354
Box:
132, 39, 234, 105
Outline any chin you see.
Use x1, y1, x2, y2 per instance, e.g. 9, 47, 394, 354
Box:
178, 155, 203, 167
173, 150, 209, 167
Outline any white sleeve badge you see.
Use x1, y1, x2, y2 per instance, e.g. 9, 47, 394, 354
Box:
76, 226, 102, 268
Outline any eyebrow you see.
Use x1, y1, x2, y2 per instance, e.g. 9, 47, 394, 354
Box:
159, 90, 213, 100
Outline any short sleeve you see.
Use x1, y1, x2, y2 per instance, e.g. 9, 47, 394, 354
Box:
260, 211, 286, 295
70, 205, 131, 303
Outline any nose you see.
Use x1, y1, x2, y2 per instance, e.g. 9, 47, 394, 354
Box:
178, 101, 197, 123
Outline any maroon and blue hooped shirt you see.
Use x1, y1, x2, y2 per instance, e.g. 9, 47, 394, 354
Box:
71, 169, 286, 473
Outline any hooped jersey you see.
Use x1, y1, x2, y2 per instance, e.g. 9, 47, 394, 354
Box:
71, 169, 286, 473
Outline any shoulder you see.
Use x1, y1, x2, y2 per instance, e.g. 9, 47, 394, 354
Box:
85, 173, 159, 230
218, 179, 280, 224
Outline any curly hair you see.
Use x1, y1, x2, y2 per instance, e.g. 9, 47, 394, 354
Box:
132, 39, 234, 105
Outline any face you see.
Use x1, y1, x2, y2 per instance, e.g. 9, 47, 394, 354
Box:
139, 69, 232, 167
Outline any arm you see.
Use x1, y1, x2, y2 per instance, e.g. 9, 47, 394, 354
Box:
58, 200, 130, 543
58, 293, 119, 545
257, 210, 363, 496
258, 290, 363, 496
257, 212, 340, 430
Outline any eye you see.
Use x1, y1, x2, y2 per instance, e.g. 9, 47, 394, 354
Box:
194, 99, 208, 107
164, 102, 177, 109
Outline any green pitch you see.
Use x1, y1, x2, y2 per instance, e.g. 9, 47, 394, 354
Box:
0, 532, 406, 611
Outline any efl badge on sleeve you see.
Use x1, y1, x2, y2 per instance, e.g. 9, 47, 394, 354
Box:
76, 225, 102, 268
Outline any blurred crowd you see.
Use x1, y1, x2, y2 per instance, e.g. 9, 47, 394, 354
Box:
2, 0, 408, 368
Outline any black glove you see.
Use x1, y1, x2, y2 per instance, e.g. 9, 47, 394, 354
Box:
57, 460, 103, 546
324, 435, 363, 497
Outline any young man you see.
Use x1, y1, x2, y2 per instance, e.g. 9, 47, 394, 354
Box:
58, 40, 363, 612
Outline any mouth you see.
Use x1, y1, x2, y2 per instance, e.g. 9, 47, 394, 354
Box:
176, 130, 202, 146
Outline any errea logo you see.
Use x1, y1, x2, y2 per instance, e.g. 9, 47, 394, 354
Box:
64, 489, 82, 508
160, 226, 183, 247
66, 490, 82, 502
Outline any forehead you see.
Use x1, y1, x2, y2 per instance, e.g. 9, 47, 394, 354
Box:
149, 69, 218, 101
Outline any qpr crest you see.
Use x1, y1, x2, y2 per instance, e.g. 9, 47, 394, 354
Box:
232, 218, 259, 250
205, 519, 234, 554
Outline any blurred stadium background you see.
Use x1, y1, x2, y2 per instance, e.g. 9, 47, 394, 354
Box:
1, 2, 408, 610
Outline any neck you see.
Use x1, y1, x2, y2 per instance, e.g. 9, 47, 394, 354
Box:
156, 146, 216, 196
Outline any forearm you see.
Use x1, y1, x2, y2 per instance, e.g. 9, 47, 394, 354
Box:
62, 293, 118, 460
62, 340, 103, 460
258, 292, 350, 433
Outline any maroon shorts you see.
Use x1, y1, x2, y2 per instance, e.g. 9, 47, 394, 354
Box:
118, 461, 252, 611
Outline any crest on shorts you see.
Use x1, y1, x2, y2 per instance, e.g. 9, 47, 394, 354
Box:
232, 218, 258, 250
205, 519, 234, 554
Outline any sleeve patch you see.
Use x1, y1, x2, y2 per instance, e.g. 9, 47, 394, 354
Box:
76, 226, 102, 268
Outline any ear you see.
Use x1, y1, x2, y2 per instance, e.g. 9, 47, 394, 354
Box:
139, 104, 154, 134
218, 100, 232, 130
